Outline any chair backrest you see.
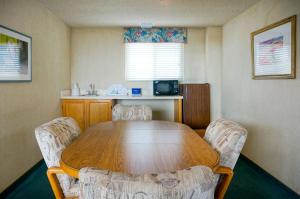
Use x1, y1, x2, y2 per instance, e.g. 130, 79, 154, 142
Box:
79, 166, 216, 199
35, 117, 81, 196
204, 119, 248, 169
112, 104, 152, 121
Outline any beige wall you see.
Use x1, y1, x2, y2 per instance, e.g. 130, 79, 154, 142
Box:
184, 28, 206, 83
71, 28, 207, 90
0, 0, 70, 192
222, 0, 300, 194
71, 27, 222, 120
205, 27, 222, 120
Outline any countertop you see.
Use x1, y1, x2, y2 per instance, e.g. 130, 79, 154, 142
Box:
61, 95, 183, 100
60, 89, 183, 100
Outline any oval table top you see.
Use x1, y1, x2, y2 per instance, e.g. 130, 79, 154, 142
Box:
60, 120, 219, 178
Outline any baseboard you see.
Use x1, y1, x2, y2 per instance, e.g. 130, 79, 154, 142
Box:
240, 154, 299, 197
0, 159, 44, 198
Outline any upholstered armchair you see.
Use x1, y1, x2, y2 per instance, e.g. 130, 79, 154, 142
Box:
35, 117, 81, 199
79, 166, 217, 199
204, 119, 248, 199
112, 104, 152, 121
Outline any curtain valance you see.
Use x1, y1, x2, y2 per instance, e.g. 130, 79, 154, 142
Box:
124, 27, 187, 43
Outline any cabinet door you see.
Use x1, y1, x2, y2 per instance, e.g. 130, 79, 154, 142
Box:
62, 100, 86, 130
86, 100, 113, 127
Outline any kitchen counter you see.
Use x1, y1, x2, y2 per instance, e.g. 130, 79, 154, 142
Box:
60, 90, 183, 124
61, 89, 183, 100
60, 95, 183, 100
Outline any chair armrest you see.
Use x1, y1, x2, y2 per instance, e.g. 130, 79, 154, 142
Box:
47, 167, 66, 175
213, 166, 234, 199
214, 166, 233, 175
47, 167, 66, 199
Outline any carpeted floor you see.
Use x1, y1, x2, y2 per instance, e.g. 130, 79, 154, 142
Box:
1, 156, 300, 199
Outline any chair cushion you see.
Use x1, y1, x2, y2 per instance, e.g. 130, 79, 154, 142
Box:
112, 104, 152, 121
79, 166, 216, 199
35, 117, 81, 197
204, 119, 248, 169
65, 179, 80, 198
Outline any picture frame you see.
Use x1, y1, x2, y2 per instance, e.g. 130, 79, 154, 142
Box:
0, 25, 32, 82
251, 15, 296, 79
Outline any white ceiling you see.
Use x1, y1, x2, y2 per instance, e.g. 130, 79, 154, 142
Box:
38, 0, 260, 27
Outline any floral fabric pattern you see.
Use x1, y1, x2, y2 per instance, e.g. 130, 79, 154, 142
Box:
124, 27, 187, 43
112, 104, 152, 121
35, 117, 81, 197
79, 166, 216, 199
204, 119, 248, 169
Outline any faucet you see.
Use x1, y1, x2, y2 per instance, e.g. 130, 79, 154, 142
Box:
88, 83, 98, 96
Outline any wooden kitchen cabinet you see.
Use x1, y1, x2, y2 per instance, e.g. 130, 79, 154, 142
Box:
61, 99, 115, 131
85, 100, 113, 127
62, 100, 86, 130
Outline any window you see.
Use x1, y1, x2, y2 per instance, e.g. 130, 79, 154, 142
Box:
125, 43, 184, 80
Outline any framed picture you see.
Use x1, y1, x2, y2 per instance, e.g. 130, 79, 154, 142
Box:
251, 15, 296, 79
0, 25, 32, 82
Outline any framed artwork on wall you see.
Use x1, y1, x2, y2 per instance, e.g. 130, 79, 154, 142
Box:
0, 25, 32, 82
251, 15, 296, 79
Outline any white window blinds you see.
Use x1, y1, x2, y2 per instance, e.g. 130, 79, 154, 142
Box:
125, 43, 184, 80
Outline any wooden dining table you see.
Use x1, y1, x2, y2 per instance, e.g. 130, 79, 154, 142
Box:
60, 120, 220, 178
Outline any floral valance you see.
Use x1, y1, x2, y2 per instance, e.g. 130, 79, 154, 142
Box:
124, 27, 187, 43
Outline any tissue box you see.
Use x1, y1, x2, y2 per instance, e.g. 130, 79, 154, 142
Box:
131, 88, 142, 96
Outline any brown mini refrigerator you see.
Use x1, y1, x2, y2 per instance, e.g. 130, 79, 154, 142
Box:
179, 83, 210, 129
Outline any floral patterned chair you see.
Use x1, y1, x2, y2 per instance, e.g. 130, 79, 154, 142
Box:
79, 165, 217, 199
35, 117, 81, 199
112, 104, 152, 121
204, 119, 248, 199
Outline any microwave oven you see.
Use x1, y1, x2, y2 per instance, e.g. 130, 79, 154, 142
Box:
153, 80, 179, 96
